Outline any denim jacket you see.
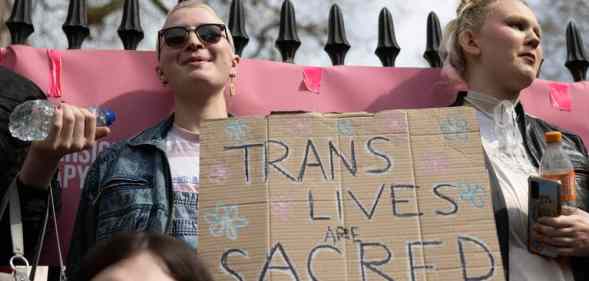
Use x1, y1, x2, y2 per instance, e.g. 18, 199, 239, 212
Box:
67, 116, 177, 279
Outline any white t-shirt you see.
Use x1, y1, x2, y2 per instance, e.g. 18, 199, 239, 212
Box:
465, 92, 574, 281
164, 125, 200, 248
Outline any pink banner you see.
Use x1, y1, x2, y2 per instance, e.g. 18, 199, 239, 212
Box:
521, 80, 589, 149
2, 45, 588, 264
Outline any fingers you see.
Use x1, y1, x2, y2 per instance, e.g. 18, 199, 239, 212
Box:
60, 103, 76, 149
544, 236, 576, 248
538, 215, 575, 228
534, 223, 575, 238
32, 103, 111, 157
82, 107, 97, 149
46, 103, 64, 148
556, 247, 576, 256
95, 127, 111, 140
71, 106, 88, 150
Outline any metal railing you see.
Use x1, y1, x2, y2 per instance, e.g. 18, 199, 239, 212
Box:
5, 0, 589, 81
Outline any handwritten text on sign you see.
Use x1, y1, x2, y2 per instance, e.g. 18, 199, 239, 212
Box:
199, 107, 504, 281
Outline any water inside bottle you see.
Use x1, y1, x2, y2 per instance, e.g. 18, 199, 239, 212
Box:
9, 100, 55, 141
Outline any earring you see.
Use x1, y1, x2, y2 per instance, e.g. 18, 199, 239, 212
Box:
157, 69, 168, 85
160, 76, 168, 85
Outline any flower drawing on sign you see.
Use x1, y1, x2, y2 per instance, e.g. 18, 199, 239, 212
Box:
381, 111, 408, 133
292, 118, 313, 136
439, 114, 469, 143
457, 183, 485, 208
205, 203, 249, 240
421, 154, 449, 175
336, 119, 354, 136
225, 119, 249, 142
271, 196, 292, 222
389, 119, 408, 133
208, 163, 230, 184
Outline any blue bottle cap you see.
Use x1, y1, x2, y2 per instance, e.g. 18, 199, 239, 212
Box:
102, 109, 116, 126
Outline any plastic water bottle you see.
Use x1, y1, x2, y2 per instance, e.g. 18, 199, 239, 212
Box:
9, 99, 116, 141
540, 131, 576, 215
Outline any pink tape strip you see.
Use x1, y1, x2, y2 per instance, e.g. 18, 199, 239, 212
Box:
302, 67, 323, 94
47, 49, 63, 97
548, 82, 572, 112
0, 48, 6, 64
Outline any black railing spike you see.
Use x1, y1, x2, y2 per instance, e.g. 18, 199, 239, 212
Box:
424, 12, 442, 68
565, 20, 589, 82
228, 0, 249, 56
375, 8, 400, 67
117, 0, 144, 50
275, 0, 301, 63
324, 4, 350, 66
6, 0, 34, 44
63, 0, 89, 49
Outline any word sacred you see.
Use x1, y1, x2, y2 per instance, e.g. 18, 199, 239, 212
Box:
221, 236, 496, 281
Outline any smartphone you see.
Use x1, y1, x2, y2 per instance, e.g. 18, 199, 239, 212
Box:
527, 176, 561, 257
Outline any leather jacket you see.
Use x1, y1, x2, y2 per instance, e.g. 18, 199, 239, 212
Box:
454, 93, 589, 280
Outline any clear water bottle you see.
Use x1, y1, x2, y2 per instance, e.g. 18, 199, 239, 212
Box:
540, 131, 576, 215
9, 99, 116, 141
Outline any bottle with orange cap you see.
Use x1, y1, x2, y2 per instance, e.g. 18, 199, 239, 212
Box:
540, 131, 576, 214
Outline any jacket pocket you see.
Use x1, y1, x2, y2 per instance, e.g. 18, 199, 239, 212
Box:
95, 177, 154, 241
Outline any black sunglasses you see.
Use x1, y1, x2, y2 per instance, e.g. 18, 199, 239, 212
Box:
158, 24, 228, 48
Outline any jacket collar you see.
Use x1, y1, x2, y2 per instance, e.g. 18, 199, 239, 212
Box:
127, 114, 175, 148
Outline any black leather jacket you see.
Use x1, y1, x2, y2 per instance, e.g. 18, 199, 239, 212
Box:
454, 94, 589, 280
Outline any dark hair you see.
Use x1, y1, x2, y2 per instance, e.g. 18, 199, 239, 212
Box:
78, 232, 214, 281
0, 66, 46, 192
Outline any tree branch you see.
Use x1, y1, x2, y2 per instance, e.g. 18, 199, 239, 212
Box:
88, 0, 125, 26
251, 21, 279, 58
150, 0, 169, 15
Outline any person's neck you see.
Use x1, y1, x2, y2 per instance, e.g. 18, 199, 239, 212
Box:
464, 67, 520, 102
173, 92, 228, 134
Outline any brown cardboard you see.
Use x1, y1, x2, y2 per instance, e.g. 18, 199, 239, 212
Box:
198, 106, 505, 281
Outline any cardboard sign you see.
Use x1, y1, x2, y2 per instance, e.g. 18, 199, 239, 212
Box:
198, 106, 505, 281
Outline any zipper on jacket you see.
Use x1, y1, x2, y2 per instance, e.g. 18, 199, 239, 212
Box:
92, 178, 148, 206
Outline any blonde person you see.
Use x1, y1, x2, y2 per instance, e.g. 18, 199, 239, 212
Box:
442, 0, 589, 280
66, 0, 239, 278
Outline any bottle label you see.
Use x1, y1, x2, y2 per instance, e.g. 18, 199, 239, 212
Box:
543, 171, 576, 203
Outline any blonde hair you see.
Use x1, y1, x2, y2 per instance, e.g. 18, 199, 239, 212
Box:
157, 0, 235, 58
441, 0, 528, 80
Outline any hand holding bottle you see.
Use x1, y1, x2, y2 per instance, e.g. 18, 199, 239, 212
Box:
18, 102, 112, 189
27, 102, 111, 157
533, 208, 589, 257
531, 131, 589, 258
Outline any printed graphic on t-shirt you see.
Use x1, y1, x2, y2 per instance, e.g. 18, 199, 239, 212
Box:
165, 126, 200, 193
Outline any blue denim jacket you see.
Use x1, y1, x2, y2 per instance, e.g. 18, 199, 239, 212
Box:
67, 116, 177, 278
